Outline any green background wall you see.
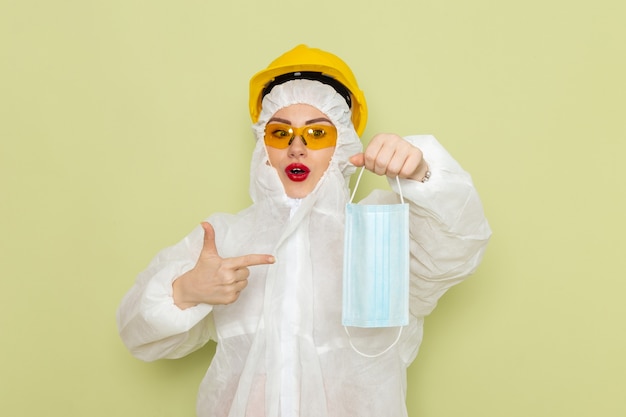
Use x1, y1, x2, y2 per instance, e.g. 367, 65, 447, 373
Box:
1, 0, 624, 415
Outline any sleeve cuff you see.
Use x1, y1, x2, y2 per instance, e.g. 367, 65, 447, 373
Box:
140, 261, 213, 338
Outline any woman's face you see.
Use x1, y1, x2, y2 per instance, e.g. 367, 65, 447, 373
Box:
264, 103, 336, 199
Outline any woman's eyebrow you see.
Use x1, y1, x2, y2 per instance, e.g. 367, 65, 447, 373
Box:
306, 117, 333, 125
267, 117, 291, 124
267, 117, 333, 125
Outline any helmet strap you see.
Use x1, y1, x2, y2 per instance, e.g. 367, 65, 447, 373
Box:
261, 71, 352, 109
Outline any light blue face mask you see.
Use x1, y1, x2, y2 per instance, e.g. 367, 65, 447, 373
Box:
342, 167, 410, 356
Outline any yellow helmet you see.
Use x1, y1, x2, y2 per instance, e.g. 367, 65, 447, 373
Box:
249, 44, 368, 135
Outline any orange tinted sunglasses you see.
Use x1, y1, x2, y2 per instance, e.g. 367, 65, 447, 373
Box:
264, 123, 337, 150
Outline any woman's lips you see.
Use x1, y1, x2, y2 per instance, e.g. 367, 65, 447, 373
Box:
285, 163, 310, 182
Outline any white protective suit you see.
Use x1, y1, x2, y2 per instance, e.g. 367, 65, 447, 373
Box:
117, 80, 492, 417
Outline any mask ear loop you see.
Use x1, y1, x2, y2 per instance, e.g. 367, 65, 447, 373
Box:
350, 167, 405, 204
344, 326, 404, 358
396, 175, 405, 204
344, 167, 406, 358
348, 166, 366, 203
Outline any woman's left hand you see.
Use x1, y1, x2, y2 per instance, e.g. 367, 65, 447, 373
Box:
349, 133, 429, 181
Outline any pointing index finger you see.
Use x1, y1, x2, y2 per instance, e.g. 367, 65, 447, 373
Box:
228, 253, 276, 270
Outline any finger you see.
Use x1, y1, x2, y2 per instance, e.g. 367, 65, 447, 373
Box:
386, 148, 413, 177
199, 222, 220, 258
227, 280, 249, 304
362, 141, 392, 176
349, 153, 365, 167
215, 269, 249, 287
373, 146, 397, 176
389, 144, 423, 178
233, 267, 250, 282
362, 136, 388, 174
226, 253, 276, 270
399, 151, 423, 178
234, 278, 249, 292
384, 157, 403, 177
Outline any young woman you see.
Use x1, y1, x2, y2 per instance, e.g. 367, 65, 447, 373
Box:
117, 44, 491, 417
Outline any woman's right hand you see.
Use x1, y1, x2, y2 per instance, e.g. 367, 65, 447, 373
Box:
172, 222, 275, 309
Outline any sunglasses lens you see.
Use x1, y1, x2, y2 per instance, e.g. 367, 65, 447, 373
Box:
264, 123, 293, 149
302, 125, 337, 150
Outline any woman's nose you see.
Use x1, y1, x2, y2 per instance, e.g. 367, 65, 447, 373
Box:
288, 136, 307, 156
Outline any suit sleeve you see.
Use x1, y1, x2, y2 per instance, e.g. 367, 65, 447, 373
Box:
116, 224, 217, 361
